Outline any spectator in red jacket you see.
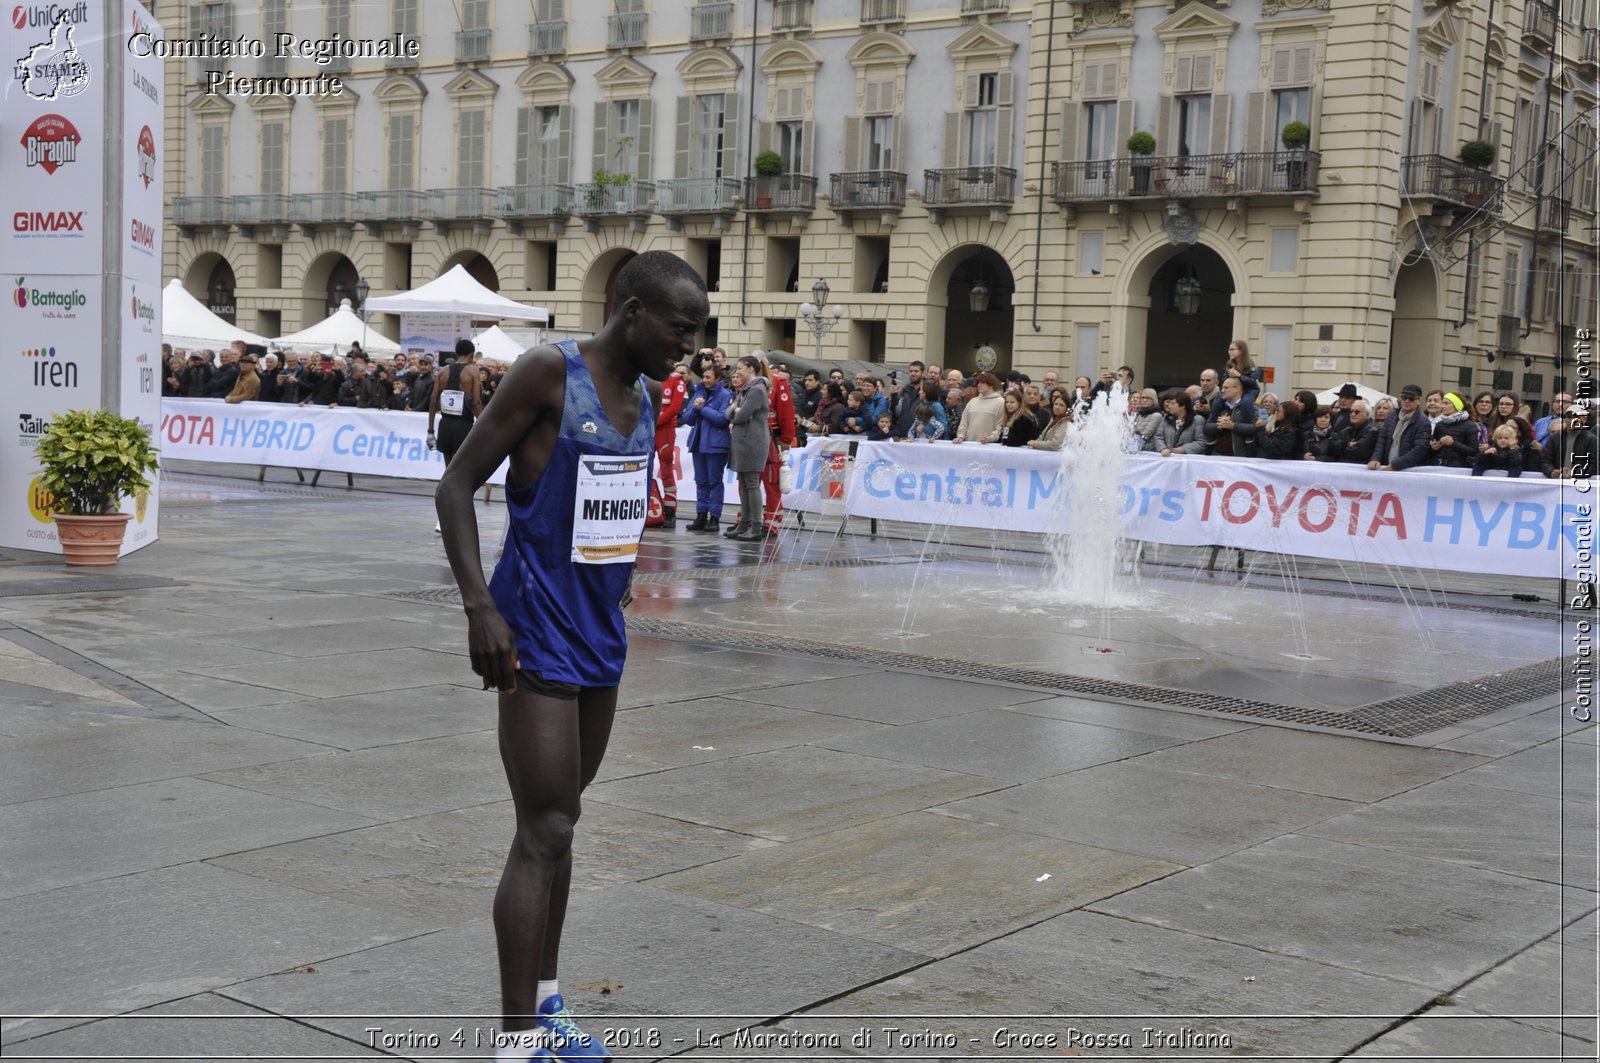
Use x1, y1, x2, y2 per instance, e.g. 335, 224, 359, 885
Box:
655, 365, 688, 523
761, 357, 798, 539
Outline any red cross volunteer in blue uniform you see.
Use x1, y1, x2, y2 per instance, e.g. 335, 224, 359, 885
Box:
436, 251, 709, 1063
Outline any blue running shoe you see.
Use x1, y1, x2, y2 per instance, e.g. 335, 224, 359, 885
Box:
535, 994, 612, 1062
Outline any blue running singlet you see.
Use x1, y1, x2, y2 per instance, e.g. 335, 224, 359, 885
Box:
489, 340, 655, 688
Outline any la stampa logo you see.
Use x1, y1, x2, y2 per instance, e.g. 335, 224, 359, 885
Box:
21, 113, 78, 174
136, 125, 156, 188
13, 12, 90, 101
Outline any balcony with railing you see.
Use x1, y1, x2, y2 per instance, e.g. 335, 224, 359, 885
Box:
828, 170, 908, 222
384, 51, 419, 69
772, 0, 813, 31
529, 20, 567, 56
324, 55, 351, 75
427, 187, 496, 233
655, 177, 742, 229
259, 54, 287, 77
230, 194, 292, 228
1050, 150, 1321, 206
1401, 155, 1504, 215
173, 195, 231, 229
923, 166, 1017, 222
1523, 0, 1557, 48
291, 191, 358, 227
746, 174, 818, 216
1537, 196, 1571, 235
574, 179, 657, 231
960, 0, 1008, 13
1584, 27, 1598, 67
456, 28, 492, 63
860, 0, 905, 25
497, 184, 573, 234
357, 190, 427, 227
690, 1, 734, 40
608, 11, 648, 48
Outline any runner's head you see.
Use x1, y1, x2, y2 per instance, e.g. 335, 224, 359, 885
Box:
455, 338, 476, 363
613, 251, 710, 381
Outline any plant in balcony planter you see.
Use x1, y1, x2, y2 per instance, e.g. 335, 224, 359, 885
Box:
1126, 131, 1157, 194
754, 149, 784, 207
1458, 139, 1496, 169
1280, 121, 1310, 189
33, 409, 159, 566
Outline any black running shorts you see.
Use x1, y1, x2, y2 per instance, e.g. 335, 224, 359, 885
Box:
436, 415, 472, 458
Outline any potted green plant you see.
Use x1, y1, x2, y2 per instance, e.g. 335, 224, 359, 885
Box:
754, 149, 784, 208
1280, 121, 1310, 189
1126, 131, 1156, 194
1457, 138, 1497, 205
33, 409, 159, 566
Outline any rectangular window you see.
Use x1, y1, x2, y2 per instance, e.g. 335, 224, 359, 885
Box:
392, 0, 418, 37
388, 112, 415, 189
260, 120, 285, 196
612, 99, 640, 175
1177, 95, 1211, 156
322, 115, 349, 193
536, 105, 561, 183
462, 0, 491, 29
201, 125, 225, 197
261, 0, 287, 73
1464, 238, 1480, 316
1269, 227, 1298, 273
695, 93, 726, 178
1084, 101, 1117, 165
966, 71, 998, 167
778, 120, 804, 173
1263, 326, 1293, 397
458, 108, 486, 187
1274, 88, 1311, 136
867, 115, 895, 170
1074, 323, 1101, 383
326, 0, 352, 37
1079, 230, 1104, 275
1502, 248, 1521, 317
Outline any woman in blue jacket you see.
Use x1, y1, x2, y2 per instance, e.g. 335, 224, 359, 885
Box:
681, 362, 733, 531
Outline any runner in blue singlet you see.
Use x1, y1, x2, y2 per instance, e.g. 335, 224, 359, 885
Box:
436, 252, 708, 1063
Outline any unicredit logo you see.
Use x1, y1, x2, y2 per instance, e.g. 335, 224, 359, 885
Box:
13, 210, 83, 232
13, 2, 88, 29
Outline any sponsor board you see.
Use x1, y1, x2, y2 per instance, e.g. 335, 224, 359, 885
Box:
20, 112, 79, 174
16, 409, 50, 447
12, 12, 90, 101
11, 276, 88, 316
135, 124, 155, 187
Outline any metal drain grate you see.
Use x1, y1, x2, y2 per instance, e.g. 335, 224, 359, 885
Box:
381, 582, 1560, 738
0, 575, 180, 597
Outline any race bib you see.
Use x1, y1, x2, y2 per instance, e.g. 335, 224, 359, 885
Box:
571, 454, 650, 564
440, 388, 466, 415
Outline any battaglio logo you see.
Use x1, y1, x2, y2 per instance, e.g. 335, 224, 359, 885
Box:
136, 125, 156, 188
13, 277, 87, 311
131, 288, 155, 322
20, 113, 79, 174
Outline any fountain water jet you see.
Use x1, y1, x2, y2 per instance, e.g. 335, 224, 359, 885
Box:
1046, 388, 1139, 608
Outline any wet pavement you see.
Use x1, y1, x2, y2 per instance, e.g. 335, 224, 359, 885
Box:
0, 462, 1594, 1062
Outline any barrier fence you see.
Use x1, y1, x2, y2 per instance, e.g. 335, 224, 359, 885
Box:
158, 400, 1591, 580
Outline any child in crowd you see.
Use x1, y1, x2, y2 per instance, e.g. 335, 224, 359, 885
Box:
1472, 423, 1527, 477
867, 412, 895, 441
909, 403, 945, 441
839, 391, 869, 434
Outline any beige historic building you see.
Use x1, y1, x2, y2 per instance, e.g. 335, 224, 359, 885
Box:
160, 0, 1596, 401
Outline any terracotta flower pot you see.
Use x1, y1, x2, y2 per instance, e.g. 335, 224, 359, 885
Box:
52, 513, 132, 567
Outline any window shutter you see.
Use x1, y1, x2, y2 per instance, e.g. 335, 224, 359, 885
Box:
1579, 126, 1597, 205
1421, 58, 1439, 101
720, 91, 741, 177
1305, 87, 1318, 145
891, 114, 904, 173
1115, 99, 1134, 150
998, 72, 1013, 107
757, 120, 774, 155
1407, 98, 1423, 156
1173, 56, 1193, 95
516, 106, 532, 185
1157, 95, 1173, 155
636, 98, 654, 179
556, 104, 572, 184
996, 104, 1013, 167
675, 96, 692, 178
843, 115, 862, 171
593, 101, 610, 178
1209, 93, 1230, 154
1291, 45, 1314, 85
964, 73, 980, 109
1192, 53, 1213, 92
1245, 91, 1266, 152
260, 121, 282, 195
1059, 100, 1079, 162
864, 81, 880, 114
943, 111, 961, 167
1082, 62, 1100, 99
219, 1, 234, 39
1270, 47, 1293, 88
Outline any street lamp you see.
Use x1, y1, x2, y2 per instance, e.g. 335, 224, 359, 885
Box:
1173, 274, 1202, 317
799, 277, 846, 364
353, 278, 371, 352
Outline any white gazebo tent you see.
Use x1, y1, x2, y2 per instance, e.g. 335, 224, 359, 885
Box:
364, 265, 549, 322
472, 325, 531, 364
272, 299, 401, 356
1314, 382, 1397, 410
161, 279, 268, 350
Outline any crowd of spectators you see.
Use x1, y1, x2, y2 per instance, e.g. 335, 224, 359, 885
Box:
775, 341, 1593, 480
162, 340, 510, 413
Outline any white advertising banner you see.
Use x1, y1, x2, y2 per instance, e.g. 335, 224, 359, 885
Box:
401, 313, 470, 361
1, 275, 103, 550
1, 0, 104, 276
845, 442, 1585, 579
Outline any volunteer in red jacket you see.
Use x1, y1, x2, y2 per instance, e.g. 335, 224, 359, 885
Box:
760, 357, 797, 540
655, 363, 688, 523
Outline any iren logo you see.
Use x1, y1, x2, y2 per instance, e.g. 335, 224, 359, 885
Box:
22, 344, 80, 388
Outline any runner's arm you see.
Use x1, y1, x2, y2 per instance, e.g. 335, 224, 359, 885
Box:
622, 377, 666, 612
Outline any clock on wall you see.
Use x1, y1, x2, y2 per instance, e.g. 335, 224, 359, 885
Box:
975, 345, 998, 372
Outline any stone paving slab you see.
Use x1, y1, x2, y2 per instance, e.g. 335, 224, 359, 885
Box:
0, 715, 333, 805
606, 696, 884, 767
182, 646, 477, 698
8, 992, 391, 1061
725, 671, 1053, 725
122, 668, 307, 711
213, 684, 494, 750
0, 776, 374, 899
1435, 704, 1592, 756
1454, 913, 1598, 1036
817, 708, 1187, 783
797, 909, 1439, 1062
652, 810, 1181, 956
1129, 726, 1485, 801
935, 761, 1356, 865
586, 745, 1008, 842
1090, 834, 1590, 989
0, 862, 432, 1043
1348, 1009, 1594, 1061
1000, 694, 1261, 740
200, 731, 508, 821
1457, 737, 1598, 803
232, 615, 452, 659
227, 884, 927, 1060
1301, 773, 1596, 889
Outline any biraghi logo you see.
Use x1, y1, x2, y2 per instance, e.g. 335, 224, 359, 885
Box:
20, 113, 78, 174
136, 125, 156, 188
